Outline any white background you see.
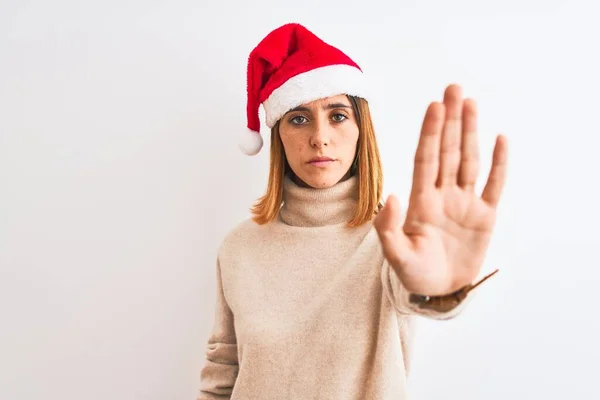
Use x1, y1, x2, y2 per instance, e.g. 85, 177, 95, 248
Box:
1, 0, 599, 399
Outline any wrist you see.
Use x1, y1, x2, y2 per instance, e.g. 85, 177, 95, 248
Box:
408, 269, 499, 313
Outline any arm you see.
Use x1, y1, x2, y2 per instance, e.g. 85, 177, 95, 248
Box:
381, 259, 498, 320
381, 259, 466, 320
197, 259, 238, 400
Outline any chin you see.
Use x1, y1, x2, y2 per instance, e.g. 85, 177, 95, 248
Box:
298, 171, 348, 189
308, 180, 337, 189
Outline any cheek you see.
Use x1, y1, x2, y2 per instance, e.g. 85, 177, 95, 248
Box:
341, 128, 359, 156
280, 133, 306, 162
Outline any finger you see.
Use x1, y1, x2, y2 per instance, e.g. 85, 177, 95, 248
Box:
458, 98, 480, 190
437, 84, 463, 187
374, 195, 412, 266
412, 102, 445, 193
481, 134, 509, 207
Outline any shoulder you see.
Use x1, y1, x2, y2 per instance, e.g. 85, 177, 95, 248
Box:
217, 216, 274, 260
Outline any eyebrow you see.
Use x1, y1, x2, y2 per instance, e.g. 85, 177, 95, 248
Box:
289, 103, 352, 112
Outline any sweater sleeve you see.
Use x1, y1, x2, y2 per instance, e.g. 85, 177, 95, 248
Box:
197, 259, 239, 400
381, 259, 474, 320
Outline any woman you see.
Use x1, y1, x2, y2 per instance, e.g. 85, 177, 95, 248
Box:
197, 23, 508, 400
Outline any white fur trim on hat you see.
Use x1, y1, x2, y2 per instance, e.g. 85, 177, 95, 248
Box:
238, 128, 264, 156
262, 64, 369, 128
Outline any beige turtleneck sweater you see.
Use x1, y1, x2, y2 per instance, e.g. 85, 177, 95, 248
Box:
197, 175, 471, 400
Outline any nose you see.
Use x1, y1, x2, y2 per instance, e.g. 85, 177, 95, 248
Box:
309, 121, 331, 148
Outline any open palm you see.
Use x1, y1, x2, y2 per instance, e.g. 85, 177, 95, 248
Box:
374, 84, 508, 296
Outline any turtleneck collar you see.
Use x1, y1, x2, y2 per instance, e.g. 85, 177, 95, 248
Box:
279, 174, 359, 227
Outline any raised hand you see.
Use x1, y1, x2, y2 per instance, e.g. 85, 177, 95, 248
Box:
374, 84, 508, 296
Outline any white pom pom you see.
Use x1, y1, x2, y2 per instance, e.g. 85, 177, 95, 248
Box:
238, 128, 263, 156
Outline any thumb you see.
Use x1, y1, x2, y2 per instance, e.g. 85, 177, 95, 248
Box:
374, 194, 402, 233
374, 194, 412, 267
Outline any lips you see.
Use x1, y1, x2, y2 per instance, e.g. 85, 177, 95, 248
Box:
308, 156, 334, 163
308, 156, 335, 167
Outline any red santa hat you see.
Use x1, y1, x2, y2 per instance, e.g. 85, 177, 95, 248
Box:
240, 23, 369, 155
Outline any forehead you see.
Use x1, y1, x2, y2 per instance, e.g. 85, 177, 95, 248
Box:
303, 94, 350, 108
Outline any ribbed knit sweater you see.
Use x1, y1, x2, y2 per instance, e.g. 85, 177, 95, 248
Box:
197, 175, 469, 400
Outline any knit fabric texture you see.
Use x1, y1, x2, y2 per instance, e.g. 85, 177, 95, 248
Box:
197, 175, 470, 400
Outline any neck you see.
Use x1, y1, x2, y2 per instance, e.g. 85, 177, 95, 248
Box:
279, 174, 359, 227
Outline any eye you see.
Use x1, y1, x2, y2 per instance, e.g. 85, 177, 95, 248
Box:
331, 113, 348, 122
290, 115, 308, 125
